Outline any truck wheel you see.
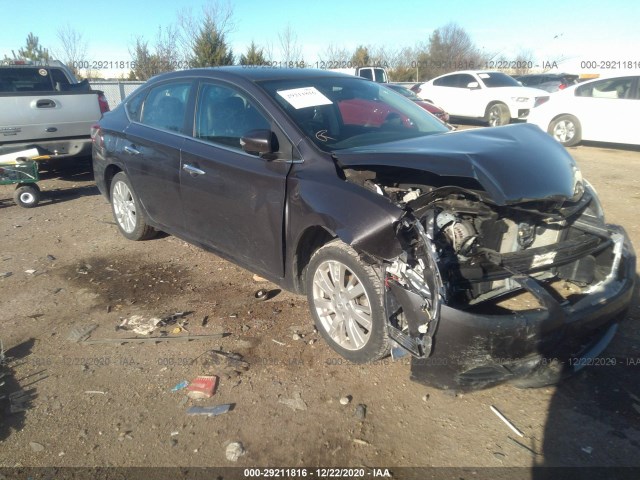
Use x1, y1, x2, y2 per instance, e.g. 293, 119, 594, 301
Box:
110, 172, 156, 241
549, 114, 581, 147
14, 184, 40, 208
306, 239, 389, 363
485, 103, 510, 127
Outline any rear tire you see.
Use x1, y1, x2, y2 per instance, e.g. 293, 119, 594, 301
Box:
305, 239, 389, 363
485, 103, 510, 127
13, 184, 40, 208
548, 114, 581, 147
110, 172, 156, 241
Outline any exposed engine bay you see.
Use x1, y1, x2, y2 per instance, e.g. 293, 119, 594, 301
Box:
342, 166, 621, 359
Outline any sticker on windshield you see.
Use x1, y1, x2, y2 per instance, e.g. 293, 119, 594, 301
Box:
38, 68, 48, 76
478, 73, 490, 79
277, 87, 332, 109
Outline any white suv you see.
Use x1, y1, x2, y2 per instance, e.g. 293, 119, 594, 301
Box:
415, 71, 549, 126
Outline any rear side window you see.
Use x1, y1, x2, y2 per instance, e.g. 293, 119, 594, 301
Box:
359, 69, 373, 81
140, 82, 192, 133
0, 67, 54, 92
433, 74, 458, 87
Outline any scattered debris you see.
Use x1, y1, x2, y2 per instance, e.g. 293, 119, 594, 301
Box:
84, 391, 106, 395
201, 316, 209, 327
279, 392, 308, 411
581, 446, 593, 455
254, 289, 269, 301
0, 272, 11, 279
187, 376, 218, 399
493, 452, 507, 460
169, 438, 178, 447
340, 396, 352, 406
79, 333, 229, 345
171, 381, 189, 392
272, 339, 285, 346
186, 404, 234, 417
308, 339, 316, 345
116, 312, 189, 336
252, 274, 267, 282
46, 255, 56, 261
24, 269, 36, 275
292, 333, 301, 341
226, 441, 246, 461
506, 436, 539, 457
422, 394, 430, 402
76, 264, 92, 275
170, 431, 179, 436
67, 324, 99, 343
29, 442, 45, 453
355, 404, 367, 420
116, 315, 161, 336
353, 438, 370, 446
200, 350, 250, 374
118, 431, 133, 441
490, 405, 524, 437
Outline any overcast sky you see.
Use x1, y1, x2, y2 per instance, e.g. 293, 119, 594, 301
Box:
2, 0, 638, 76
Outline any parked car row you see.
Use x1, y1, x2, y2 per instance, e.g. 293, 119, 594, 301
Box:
410, 70, 638, 147
92, 67, 635, 391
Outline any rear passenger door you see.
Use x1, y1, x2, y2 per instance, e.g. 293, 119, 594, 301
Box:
180, 80, 294, 277
122, 80, 193, 232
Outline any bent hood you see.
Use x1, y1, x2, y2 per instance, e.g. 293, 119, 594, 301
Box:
334, 123, 582, 206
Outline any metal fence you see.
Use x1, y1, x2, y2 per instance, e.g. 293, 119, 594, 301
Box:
89, 81, 146, 108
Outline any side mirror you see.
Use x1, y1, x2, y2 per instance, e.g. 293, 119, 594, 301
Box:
240, 129, 277, 158
466, 81, 480, 89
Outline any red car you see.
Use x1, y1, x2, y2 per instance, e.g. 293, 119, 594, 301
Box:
386, 84, 450, 123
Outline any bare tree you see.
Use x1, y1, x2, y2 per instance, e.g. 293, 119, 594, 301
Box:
318, 43, 350, 67
424, 23, 487, 79
56, 24, 88, 76
278, 24, 303, 65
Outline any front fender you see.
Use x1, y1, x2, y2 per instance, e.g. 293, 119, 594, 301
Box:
287, 171, 404, 262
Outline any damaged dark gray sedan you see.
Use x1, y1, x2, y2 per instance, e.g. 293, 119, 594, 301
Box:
92, 68, 635, 390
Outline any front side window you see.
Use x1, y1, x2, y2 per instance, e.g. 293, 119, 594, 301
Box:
576, 77, 635, 99
194, 82, 270, 151
140, 82, 191, 133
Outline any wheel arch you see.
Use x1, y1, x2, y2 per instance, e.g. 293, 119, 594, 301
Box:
103, 164, 124, 201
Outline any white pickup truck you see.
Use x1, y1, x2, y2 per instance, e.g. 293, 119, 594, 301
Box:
0, 60, 109, 159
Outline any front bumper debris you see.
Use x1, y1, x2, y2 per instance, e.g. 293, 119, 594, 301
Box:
393, 225, 635, 390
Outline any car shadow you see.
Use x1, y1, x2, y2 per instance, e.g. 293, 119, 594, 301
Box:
533, 275, 640, 479
0, 338, 39, 442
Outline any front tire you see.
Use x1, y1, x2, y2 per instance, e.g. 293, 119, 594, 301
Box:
549, 114, 581, 147
14, 184, 40, 208
110, 172, 156, 241
485, 103, 510, 127
305, 239, 389, 363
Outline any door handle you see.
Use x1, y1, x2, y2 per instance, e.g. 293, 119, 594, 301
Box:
124, 145, 141, 155
182, 164, 206, 176
36, 99, 56, 108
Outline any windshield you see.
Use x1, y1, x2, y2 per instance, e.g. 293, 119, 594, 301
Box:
478, 72, 521, 88
260, 77, 448, 151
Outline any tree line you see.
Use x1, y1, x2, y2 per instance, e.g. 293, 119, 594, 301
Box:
3, 2, 551, 82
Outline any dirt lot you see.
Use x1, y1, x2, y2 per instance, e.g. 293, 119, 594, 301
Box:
1, 139, 639, 478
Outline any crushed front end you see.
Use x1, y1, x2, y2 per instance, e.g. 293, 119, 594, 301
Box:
381, 184, 635, 390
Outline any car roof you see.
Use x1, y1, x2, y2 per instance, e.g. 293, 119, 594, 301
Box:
147, 66, 358, 84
